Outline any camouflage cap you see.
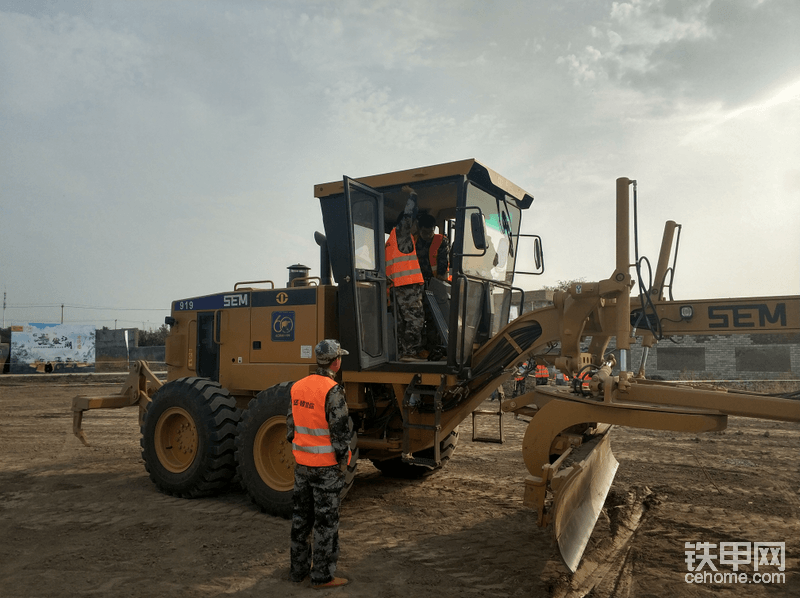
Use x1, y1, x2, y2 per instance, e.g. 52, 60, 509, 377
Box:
315, 339, 349, 364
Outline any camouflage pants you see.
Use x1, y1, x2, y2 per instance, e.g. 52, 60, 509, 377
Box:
394, 283, 424, 357
290, 464, 345, 585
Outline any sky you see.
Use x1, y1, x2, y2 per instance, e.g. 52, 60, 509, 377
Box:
1, 0, 798, 330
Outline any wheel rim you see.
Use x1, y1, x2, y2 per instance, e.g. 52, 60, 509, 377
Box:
254, 415, 295, 491
154, 406, 198, 473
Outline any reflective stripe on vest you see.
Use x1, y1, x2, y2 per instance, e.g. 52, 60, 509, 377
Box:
386, 228, 424, 286
291, 374, 339, 467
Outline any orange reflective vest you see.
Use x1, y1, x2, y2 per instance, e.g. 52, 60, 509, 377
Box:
535, 365, 548, 379
290, 375, 339, 467
429, 234, 444, 277
578, 371, 591, 390
386, 228, 423, 287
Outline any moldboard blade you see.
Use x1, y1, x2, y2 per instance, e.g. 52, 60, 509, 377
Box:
552, 431, 619, 572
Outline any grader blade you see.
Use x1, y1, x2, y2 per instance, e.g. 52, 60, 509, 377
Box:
550, 429, 618, 572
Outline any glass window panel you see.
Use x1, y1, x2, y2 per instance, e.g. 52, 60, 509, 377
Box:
357, 282, 382, 357
351, 194, 376, 271
462, 184, 520, 284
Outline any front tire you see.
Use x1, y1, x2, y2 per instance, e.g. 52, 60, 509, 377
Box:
140, 377, 241, 498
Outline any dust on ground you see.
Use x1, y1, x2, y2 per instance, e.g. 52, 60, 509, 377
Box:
0, 377, 798, 597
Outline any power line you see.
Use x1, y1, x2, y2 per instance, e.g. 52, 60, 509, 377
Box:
1, 300, 169, 330
5, 303, 167, 311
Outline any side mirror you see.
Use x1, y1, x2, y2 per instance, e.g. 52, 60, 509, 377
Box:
470, 212, 487, 250
510, 233, 545, 276
533, 237, 543, 271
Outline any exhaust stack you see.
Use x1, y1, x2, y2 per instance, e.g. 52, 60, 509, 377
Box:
314, 231, 332, 285
287, 264, 310, 287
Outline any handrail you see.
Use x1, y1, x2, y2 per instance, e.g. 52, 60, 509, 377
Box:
213, 310, 221, 345
288, 277, 320, 287
234, 280, 274, 291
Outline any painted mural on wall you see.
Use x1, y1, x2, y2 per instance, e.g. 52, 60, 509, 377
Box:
10, 324, 96, 374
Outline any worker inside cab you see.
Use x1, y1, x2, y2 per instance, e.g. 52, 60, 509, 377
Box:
415, 212, 450, 284
414, 211, 451, 357
385, 186, 427, 362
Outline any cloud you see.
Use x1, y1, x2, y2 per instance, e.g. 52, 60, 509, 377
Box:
558, 0, 714, 86
0, 0, 797, 328
681, 76, 800, 144
0, 11, 152, 115
555, 0, 800, 108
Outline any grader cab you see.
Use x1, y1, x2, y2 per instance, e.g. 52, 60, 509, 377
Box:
72, 160, 800, 572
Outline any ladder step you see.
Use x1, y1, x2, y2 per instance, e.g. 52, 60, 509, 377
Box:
401, 374, 446, 467
471, 409, 504, 444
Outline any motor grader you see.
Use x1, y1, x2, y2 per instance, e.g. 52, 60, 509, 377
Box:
72, 159, 800, 572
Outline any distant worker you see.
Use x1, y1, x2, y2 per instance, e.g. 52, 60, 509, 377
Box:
287, 339, 353, 589
490, 384, 505, 402
576, 370, 592, 394
535, 364, 549, 386
386, 186, 426, 361
513, 362, 529, 397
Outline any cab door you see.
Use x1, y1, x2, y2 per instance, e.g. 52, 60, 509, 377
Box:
342, 177, 388, 369
196, 311, 220, 381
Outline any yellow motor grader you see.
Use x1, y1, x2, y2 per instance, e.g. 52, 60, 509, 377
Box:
72, 160, 800, 572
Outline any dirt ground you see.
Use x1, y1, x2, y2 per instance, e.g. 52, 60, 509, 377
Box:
1, 377, 798, 598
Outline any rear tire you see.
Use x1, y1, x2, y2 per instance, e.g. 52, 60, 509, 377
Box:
236, 382, 359, 518
372, 427, 459, 479
140, 377, 241, 498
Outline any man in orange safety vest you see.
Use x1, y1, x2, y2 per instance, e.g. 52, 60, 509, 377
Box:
386, 185, 426, 361
287, 339, 353, 589
535, 364, 549, 386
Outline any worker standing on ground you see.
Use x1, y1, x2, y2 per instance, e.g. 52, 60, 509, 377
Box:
513, 361, 529, 397
386, 185, 426, 361
535, 363, 549, 386
287, 339, 353, 589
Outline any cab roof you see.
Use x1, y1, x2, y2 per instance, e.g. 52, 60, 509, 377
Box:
314, 158, 534, 209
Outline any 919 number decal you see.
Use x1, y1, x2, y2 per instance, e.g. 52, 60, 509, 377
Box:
179, 300, 194, 310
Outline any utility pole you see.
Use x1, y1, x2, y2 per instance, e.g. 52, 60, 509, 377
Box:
2, 292, 5, 328
61, 304, 64, 324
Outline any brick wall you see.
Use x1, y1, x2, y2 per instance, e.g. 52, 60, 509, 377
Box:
629, 333, 800, 380
95, 327, 165, 372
